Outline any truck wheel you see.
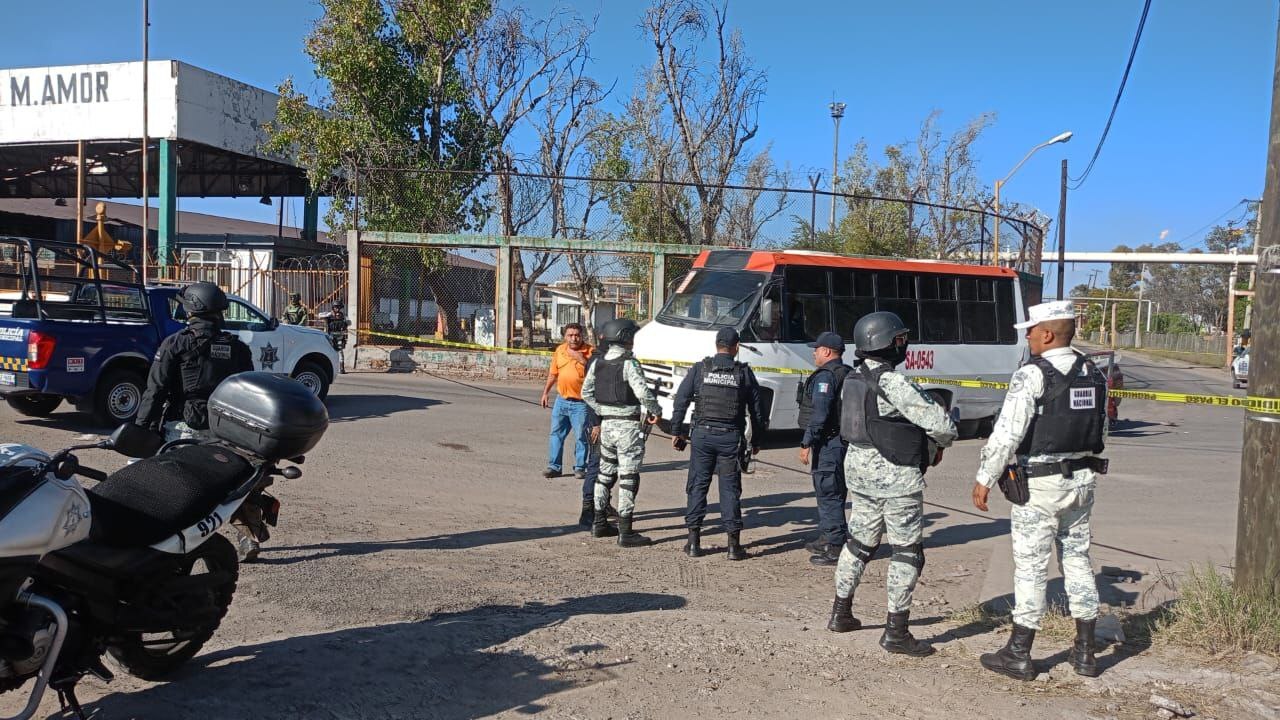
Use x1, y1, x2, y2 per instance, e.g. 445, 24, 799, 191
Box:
291, 361, 330, 400
95, 369, 146, 425
5, 394, 62, 417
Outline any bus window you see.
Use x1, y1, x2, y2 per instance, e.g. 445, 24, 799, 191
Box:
747, 283, 782, 342
833, 269, 875, 338
786, 296, 830, 342
920, 300, 960, 343
996, 279, 1018, 343
658, 269, 765, 327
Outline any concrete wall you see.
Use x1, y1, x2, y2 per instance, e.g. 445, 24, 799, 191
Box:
354, 345, 547, 381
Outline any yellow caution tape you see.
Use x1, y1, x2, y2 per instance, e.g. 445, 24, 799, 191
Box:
366, 331, 1280, 413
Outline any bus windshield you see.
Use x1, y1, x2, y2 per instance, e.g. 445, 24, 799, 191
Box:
657, 269, 766, 328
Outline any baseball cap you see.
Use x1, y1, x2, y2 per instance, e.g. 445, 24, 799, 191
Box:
1014, 300, 1076, 329
807, 331, 845, 352
715, 327, 741, 346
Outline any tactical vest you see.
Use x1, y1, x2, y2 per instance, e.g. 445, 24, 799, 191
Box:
839, 364, 929, 468
594, 353, 639, 406
1016, 354, 1107, 456
179, 330, 243, 429
797, 362, 852, 433
695, 357, 744, 424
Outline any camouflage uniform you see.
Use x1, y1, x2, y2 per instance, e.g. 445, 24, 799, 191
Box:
975, 347, 1100, 629
834, 358, 957, 612
582, 346, 661, 518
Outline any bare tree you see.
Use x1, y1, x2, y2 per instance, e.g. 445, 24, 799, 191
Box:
641, 0, 769, 245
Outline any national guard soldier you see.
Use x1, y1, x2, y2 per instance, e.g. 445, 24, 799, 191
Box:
582, 318, 661, 547
798, 331, 852, 566
670, 327, 765, 561
971, 300, 1108, 680
283, 293, 310, 325
825, 311, 956, 657
324, 301, 351, 373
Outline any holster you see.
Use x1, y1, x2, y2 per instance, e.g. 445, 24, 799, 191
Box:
997, 465, 1030, 506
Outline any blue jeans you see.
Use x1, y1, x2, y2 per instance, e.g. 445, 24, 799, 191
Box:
547, 397, 589, 473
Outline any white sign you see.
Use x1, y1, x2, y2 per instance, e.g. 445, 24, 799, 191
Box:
66, 357, 84, 373
1070, 387, 1096, 410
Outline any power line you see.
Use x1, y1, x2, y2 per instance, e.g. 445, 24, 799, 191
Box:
1178, 200, 1249, 249
1069, 0, 1153, 190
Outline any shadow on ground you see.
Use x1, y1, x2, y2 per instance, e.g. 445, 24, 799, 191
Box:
90, 592, 686, 720
326, 393, 445, 422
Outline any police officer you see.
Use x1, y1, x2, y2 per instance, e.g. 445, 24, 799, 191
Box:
670, 327, 765, 561
136, 282, 253, 441
135, 282, 261, 561
325, 302, 351, 373
798, 331, 852, 566
283, 293, 310, 325
825, 311, 956, 657
972, 300, 1108, 680
582, 318, 661, 547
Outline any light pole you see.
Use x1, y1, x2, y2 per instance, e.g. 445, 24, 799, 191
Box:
829, 100, 845, 235
993, 130, 1072, 265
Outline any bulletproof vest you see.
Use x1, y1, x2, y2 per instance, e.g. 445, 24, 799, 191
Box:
839, 364, 928, 468
284, 306, 307, 324
695, 357, 744, 424
797, 362, 851, 432
178, 329, 244, 429
1017, 354, 1107, 456
594, 352, 639, 406
325, 313, 347, 334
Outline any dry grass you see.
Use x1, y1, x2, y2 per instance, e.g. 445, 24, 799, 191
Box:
1156, 564, 1280, 657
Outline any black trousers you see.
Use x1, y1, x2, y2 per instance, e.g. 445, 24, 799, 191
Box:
684, 424, 744, 532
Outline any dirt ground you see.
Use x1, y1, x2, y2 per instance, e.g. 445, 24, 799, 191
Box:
0, 363, 1276, 720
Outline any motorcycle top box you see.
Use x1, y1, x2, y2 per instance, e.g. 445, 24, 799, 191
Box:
208, 372, 329, 461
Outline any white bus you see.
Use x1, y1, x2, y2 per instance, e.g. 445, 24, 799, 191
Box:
635, 249, 1038, 435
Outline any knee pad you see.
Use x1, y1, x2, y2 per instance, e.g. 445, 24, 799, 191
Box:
600, 448, 618, 463
891, 542, 925, 571
596, 472, 617, 488
845, 537, 879, 564
619, 473, 640, 493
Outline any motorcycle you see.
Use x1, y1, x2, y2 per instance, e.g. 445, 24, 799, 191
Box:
0, 371, 327, 719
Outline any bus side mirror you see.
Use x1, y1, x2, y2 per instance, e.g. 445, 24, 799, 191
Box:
759, 297, 776, 328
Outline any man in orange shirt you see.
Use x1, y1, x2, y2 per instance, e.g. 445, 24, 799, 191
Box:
541, 323, 593, 481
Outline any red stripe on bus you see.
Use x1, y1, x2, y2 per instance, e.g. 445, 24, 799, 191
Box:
740, 251, 1016, 277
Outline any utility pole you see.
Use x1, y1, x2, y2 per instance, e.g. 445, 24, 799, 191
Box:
1236, 20, 1280, 596
140, 0, 150, 282
829, 100, 845, 235
1057, 159, 1068, 299
1226, 265, 1239, 368
1135, 263, 1146, 348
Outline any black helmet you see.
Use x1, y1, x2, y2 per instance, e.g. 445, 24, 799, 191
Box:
600, 318, 639, 345
180, 282, 228, 316
853, 311, 909, 353
289, 292, 301, 302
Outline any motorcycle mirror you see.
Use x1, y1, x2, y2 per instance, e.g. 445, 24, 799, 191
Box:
281, 466, 302, 480
108, 423, 164, 459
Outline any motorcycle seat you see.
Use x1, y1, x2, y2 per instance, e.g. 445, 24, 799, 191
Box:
87, 444, 255, 547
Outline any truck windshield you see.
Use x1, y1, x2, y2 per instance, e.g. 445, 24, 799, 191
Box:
657, 270, 766, 328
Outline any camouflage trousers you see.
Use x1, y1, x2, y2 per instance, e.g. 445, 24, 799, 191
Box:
834, 491, 924, 613
1010, 483, 1099, 629
594, 417, 647, 518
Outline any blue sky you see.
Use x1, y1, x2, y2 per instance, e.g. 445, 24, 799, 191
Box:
1, 1, 1275, 291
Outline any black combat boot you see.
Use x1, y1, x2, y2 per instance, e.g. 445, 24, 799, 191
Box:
1070, 619, 1099, 677
616, 516, 650, 547
826, 595, 861, 633
578, 499, 594, 528
809, 544, 840, 566
591, 509, 618, 538
684, 528, 703, 557
726, 531, 748, 561
804, 537, 827, 555
980, 624, 1037, 680
879, 611, 934, 656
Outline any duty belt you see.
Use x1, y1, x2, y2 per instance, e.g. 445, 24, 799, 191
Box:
1024, 457, 1109, 479
600, 412, 641, 421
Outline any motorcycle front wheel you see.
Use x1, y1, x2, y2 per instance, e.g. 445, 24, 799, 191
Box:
107, 533, 239, 680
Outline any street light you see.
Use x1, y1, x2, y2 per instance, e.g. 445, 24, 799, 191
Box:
829, 100, 845, 234
993, 131, 1072, 264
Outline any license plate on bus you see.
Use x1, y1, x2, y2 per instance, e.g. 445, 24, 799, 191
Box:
0, 373, 14, 386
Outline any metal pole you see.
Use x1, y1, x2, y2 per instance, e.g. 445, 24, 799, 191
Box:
1236, 18, 1280, 594
141, 0, 149, 282
1135, 263, 1146, 348
1056, 159, 1067, 299
1226, 266, 1239, 368
993, 180, 1002, 265
978, 211, 986, 264
277, 196, 284, 239
75, 140, 85, 241
829, 101, 845, 235
808, 173, 820, 246
1110, 303, 1119, 350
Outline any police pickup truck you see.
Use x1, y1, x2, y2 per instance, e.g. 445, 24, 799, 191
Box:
0, 238, 339, 424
